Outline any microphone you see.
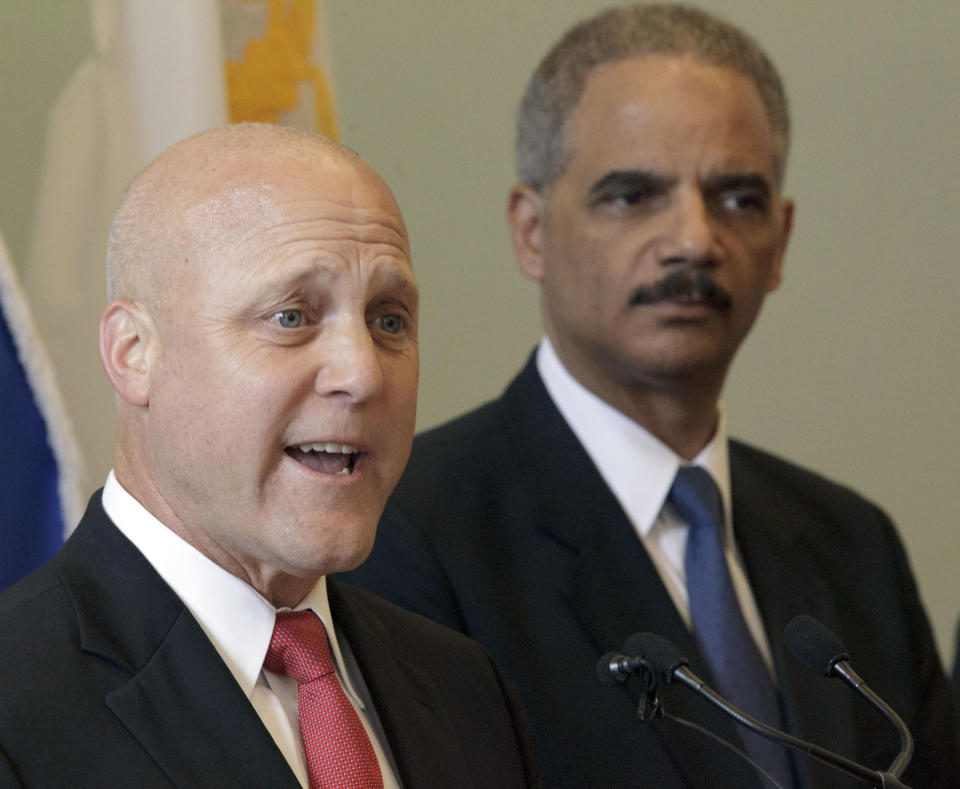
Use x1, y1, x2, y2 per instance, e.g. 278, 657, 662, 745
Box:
623, 632, 911, 788
783, 615, 914, 779
596, 651, 648, 686
596, 649, 661, 720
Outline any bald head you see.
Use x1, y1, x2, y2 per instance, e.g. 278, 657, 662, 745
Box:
99, 123, 419, 604
105, 124, 394, 310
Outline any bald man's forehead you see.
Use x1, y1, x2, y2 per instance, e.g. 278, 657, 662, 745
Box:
108, 128, 406, 316
158, 158, 406, 306
155, 123, 354, 170
179, 157, 406, 245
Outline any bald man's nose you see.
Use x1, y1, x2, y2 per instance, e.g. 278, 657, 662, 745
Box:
314, 322, 384, 402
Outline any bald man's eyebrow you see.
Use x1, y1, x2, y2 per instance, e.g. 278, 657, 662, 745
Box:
370, 266, 419, 308
587, 170, 675, 204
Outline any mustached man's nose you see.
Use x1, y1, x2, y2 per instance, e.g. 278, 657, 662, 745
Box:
654, 190, 719, 269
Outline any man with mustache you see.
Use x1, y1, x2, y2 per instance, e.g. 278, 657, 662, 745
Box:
342, 4, 956, 787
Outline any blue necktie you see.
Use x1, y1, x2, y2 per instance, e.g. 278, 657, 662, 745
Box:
670, 466, 794, 788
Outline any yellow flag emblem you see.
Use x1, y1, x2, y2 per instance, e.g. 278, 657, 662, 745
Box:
224, 0, 339, 139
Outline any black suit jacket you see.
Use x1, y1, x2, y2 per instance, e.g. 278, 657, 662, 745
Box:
0, 495, 539, 788
342, 353, 957, 788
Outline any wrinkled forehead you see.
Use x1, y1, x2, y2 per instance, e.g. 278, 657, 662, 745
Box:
187, 153, 405, 235
170, 158, 411, 285
564, 55, 780, 183
110, 130, 412, 318
577, 55, 784, 184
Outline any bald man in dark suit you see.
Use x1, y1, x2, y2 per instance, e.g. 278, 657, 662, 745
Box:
0, 125, 538, 788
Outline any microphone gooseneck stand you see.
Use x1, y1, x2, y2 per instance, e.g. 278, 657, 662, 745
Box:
599, 631, 912, 788
782, 615, 914, 781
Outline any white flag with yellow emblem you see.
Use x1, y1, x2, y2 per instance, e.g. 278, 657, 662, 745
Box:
25, 0, 339, 492
223, 0, 340, 138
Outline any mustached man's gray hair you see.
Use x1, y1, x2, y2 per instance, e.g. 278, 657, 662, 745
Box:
516, 3, 790, 192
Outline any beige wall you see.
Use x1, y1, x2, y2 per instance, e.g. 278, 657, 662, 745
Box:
0, 1, 91, 268
3, 2, 958, 666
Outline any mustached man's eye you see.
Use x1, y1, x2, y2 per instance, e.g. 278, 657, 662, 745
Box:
273, 309, 304, 329
721, 191, 769, 213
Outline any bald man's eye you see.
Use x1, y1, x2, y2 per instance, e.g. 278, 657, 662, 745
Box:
273, 309, 304, 329
377, 314, 405, 335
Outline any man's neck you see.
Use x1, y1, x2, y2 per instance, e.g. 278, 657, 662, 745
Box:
538, 337, 724, 460
620, 387, 720, 460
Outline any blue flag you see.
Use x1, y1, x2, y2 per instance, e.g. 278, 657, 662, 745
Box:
0, 234, 82, 589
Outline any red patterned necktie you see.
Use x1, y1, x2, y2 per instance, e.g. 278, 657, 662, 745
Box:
264, 610, 384, 789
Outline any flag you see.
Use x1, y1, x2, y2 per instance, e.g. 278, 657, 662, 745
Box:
223, 0, 340, 139
24, 0, 229, 494
0, 232, 84, 589
24, 0, 339, 493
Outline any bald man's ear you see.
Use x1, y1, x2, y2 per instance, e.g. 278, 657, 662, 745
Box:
507, 185, 546, 282
99, 301, 157, 407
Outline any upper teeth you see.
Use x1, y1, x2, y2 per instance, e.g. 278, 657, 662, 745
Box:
298, 443, 358, 454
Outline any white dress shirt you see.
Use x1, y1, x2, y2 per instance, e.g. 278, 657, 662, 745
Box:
101, 471, 400, 788
536, 338, 775, 673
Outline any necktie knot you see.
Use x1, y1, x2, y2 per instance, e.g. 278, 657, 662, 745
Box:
264, 609, 384, 788
265, 610, 336, 684
669, 465, 725, 542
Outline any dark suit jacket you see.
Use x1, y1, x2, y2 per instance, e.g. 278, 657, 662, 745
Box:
341, 353, 957, 788
0, 495, 539, 788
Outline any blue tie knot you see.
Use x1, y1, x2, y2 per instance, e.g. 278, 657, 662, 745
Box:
669, 465, 724, 540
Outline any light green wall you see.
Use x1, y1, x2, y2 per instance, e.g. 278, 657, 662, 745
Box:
327, 1, 960, 666
3, 1, 958, 666
0, 1, 91, 268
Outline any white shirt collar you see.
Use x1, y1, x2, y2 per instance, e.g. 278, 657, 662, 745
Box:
535, 337, 732, 538
100, 471, 364, 706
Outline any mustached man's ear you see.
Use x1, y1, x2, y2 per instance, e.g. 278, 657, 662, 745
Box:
99, 301, 158, 407
507, 184, 547, 282
766, 197, 795, 294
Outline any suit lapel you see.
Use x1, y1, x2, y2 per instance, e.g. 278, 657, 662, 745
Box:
500, 359, 700, 658
106, 609, 298, 787
328, 580, 469, 789
499, 360, 764, 787
566, 494, 768, 787
731, 442, 855, 787
58, 498, 298, 788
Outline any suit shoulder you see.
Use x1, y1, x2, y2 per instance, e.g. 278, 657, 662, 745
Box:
399, 357, 544, 491
410, 398, 507, 462
729, 438, 888, 517
392, 397, 518, 506
337, 581, 489, 659
0, 560, 79, 692
0, 559, 64, 618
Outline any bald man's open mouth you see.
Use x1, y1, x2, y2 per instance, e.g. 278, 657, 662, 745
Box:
285, 443, 360, 475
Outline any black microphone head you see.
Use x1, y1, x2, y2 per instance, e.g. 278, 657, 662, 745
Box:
783, 615, 850, 677
596, 652, 625, 686
623, 632, 688, 683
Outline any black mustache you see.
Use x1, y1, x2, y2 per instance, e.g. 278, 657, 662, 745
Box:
629, 269, 732, 310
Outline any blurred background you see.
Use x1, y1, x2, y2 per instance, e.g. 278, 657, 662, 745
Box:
1, 0, 958, 664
